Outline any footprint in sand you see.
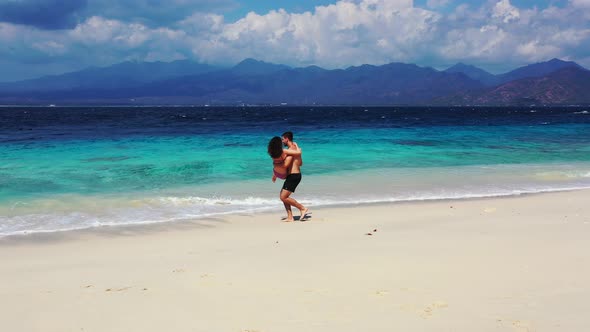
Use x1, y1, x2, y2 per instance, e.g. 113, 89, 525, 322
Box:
420, 306, 433, 318
511, 320, 534, 332
374, 290, 389, 296
496, 319, 535, 332
400, 304, 431, 318
400, 301, 449, 319
484, 207, 497, 213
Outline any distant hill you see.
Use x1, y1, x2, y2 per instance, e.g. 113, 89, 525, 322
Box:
0, 58, 588, 105
295, 62, 483, 104
444, 63, 498, 86
230, 58, 291, 75
434, 66, 590, 105
0, 60, 219, 92
443, 58, 583, 87
0, 61, 482, 105
496, 58, 582, 84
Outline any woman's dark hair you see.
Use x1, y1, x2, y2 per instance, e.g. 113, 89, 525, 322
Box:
268, 136, 284, 159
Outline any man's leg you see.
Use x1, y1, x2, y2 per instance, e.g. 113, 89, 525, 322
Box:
282, 192, 293, 221
280, 189, 308, 221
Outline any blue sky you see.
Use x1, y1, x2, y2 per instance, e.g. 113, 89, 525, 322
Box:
0, 0, 589, 81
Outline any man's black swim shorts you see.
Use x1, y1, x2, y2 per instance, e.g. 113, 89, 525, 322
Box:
282, 173, 302, 193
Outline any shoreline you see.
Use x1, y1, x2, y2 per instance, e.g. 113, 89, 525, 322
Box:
1, 186, 589, 242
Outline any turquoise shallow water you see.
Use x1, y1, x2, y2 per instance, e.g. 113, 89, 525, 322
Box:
1, 106, 590, 236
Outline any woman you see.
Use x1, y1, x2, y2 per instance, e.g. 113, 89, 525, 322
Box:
268, 136, 292, 182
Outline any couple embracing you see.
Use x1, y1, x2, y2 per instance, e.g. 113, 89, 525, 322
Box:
267, 132, 309, 222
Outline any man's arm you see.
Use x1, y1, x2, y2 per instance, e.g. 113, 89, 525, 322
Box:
283, 143, 301, 156
283, 155, 294, 168
293, 142, 302, 166
283, 149, 301, 156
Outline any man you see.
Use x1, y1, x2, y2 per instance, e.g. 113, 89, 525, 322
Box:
280, 131, 309, 222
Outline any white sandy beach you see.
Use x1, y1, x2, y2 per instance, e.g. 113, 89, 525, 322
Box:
1, 189, 589, 332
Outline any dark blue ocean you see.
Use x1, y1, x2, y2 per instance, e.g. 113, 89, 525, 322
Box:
1, 106, 590, 236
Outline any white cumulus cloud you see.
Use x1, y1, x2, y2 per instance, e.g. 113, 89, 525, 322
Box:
492, 0, 520, 23
70, 16, 150, 47
191, 0, 439, 67
1, 0, 590, 81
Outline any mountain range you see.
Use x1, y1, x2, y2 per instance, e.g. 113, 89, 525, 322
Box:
0, 58, 588, 106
